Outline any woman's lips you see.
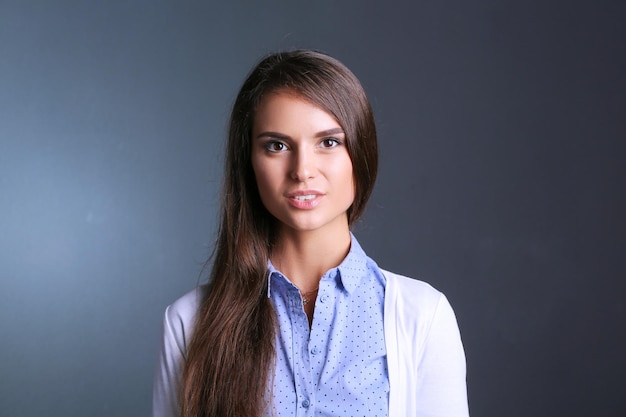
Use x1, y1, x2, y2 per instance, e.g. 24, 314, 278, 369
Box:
286, 190, 324, 209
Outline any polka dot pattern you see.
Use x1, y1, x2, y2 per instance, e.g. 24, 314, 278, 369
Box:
267, 235, 389, 416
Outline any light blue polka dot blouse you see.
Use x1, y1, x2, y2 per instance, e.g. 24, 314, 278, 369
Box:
267, 234, 389, 416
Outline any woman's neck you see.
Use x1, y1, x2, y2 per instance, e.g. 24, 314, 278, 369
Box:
271, 226, 352, 292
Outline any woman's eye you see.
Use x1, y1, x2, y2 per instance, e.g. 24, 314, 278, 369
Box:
265, 141, 287, 152
320, 138, 341, 148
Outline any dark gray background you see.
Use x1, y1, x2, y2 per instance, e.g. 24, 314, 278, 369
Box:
1, 1, 624, 416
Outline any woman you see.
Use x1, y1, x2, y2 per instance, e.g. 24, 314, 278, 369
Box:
153, 50, 469, 417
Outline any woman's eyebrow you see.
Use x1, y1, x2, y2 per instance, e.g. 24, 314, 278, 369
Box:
255, 131, 290, 140
314, 128, 345, 138
255, 128, 345, 140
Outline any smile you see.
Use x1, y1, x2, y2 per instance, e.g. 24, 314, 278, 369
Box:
292, 195, 317, 201
286, 191, 324, 209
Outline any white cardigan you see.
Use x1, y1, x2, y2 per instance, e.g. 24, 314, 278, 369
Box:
382, 270, 468, 416
153, 270, 469, 417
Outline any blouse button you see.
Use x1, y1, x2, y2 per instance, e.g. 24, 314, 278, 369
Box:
320, 295, 329, 303
311, 347, 319, 355
302, 399, 311, 408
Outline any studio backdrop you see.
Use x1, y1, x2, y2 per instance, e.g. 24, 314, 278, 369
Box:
1, 1, 624, 416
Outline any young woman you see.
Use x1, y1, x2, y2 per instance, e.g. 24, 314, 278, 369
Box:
153, 50, 469, 417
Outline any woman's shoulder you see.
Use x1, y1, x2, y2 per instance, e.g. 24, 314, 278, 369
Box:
166, 285, 206, 319
161, 285, 207, 347
380, 268, 444, 306
380, 268, 463, 365
379, 267, 457, 334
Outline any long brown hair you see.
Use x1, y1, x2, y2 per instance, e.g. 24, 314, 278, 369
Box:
181, 50, 378, 417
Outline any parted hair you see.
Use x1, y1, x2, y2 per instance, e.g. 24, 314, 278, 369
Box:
181, 50, 378, 417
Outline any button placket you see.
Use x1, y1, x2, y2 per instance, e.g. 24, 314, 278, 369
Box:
288, 281, 315, 417
308, 280, 335, 402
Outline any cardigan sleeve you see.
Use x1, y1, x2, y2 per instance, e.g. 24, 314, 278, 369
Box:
152, 287, 203, 417
153, 305, 184, 417
415, 293, 469, 417
383, 270, 469, 417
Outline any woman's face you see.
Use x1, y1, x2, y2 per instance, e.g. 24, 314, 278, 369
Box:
251, 91, 355, 236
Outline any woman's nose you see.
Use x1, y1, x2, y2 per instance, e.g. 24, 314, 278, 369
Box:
290, 147, 316, 181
